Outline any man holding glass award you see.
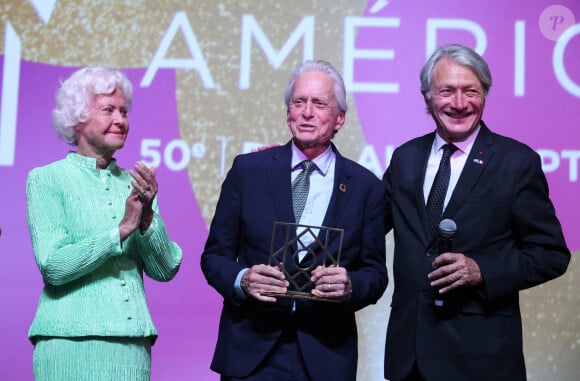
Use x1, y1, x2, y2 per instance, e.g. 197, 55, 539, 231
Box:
201, 60, 388, 381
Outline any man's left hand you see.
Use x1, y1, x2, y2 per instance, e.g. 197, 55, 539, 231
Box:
311, 265, 352, 301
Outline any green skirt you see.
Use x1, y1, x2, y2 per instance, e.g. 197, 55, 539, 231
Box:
33, 336, 152, 381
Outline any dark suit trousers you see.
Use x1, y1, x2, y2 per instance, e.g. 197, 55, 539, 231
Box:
395, 363, 427, 381
220, 325, 312, 381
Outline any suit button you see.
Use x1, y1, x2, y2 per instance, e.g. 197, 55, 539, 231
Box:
426, 249, 434, 257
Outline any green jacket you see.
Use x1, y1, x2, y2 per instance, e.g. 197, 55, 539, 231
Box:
26, 152, 182, 344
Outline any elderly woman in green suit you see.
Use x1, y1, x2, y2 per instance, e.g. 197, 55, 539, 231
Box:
26, 67, 182, 380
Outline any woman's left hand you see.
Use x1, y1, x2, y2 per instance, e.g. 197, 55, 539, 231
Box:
130, 162, 158, 232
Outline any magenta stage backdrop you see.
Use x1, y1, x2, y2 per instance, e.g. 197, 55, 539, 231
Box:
1, 1, 578, 380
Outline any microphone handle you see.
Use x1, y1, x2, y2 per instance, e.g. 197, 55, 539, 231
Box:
439, 237, 453, 254
434, 237, 453, 307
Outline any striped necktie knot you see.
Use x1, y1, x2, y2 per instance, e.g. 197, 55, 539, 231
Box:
292, 160, 316, 223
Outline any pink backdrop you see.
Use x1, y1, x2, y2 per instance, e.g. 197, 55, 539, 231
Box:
1, 1, 578, 380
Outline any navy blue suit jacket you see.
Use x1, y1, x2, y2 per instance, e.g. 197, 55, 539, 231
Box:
383, 123, 570, 381
201, 141, 388, 381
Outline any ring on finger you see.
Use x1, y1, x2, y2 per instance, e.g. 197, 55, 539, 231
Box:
138, 189, 147, 198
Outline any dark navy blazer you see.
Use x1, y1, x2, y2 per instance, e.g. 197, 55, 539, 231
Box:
201, 141, 389, 381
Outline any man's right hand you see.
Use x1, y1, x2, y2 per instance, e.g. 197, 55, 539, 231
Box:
241, 264, 289, 302
251, 143, 281, 152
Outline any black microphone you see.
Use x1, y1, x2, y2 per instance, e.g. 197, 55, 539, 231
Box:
434, 218, 457, 307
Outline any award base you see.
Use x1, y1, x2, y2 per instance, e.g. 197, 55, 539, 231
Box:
260, 290, 340, 303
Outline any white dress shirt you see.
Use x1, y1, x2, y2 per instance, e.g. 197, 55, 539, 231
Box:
291, 142, 335, 258
423, 126, 481, 209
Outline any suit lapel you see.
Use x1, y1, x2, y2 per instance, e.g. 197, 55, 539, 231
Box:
266, 143, 301, 283
321, 144, 350, 229
444, 123, 495, 219
415, 133, 436, 244
267, 141, 295, 224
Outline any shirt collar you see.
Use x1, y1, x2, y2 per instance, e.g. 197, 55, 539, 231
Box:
66, 151, 119, 173
291, 142, 334, 176
434, 124, 481, 155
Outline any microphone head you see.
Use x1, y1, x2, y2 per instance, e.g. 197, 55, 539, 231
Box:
439, 219, 457, 238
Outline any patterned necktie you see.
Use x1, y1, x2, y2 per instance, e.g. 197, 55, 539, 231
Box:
426, 143, 458, 238
292, 160, 316, 223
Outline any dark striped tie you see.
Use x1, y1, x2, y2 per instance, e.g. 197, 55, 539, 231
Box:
426, 144, 458, 237
292, 160, 316, 223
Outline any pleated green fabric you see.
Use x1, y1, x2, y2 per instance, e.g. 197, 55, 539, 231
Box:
33, 337, 151, 381
26, 152, 183, 379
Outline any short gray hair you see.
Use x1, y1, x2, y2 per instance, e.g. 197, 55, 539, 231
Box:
420, 44, 492, 100
284, 60, 348, 114
52, 67, 133, 145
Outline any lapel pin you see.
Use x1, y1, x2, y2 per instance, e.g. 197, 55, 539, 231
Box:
473, 158, 484, 165
339, 183, 347, 192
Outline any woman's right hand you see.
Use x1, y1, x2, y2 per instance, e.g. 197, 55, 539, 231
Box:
119, 185, 144, 241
